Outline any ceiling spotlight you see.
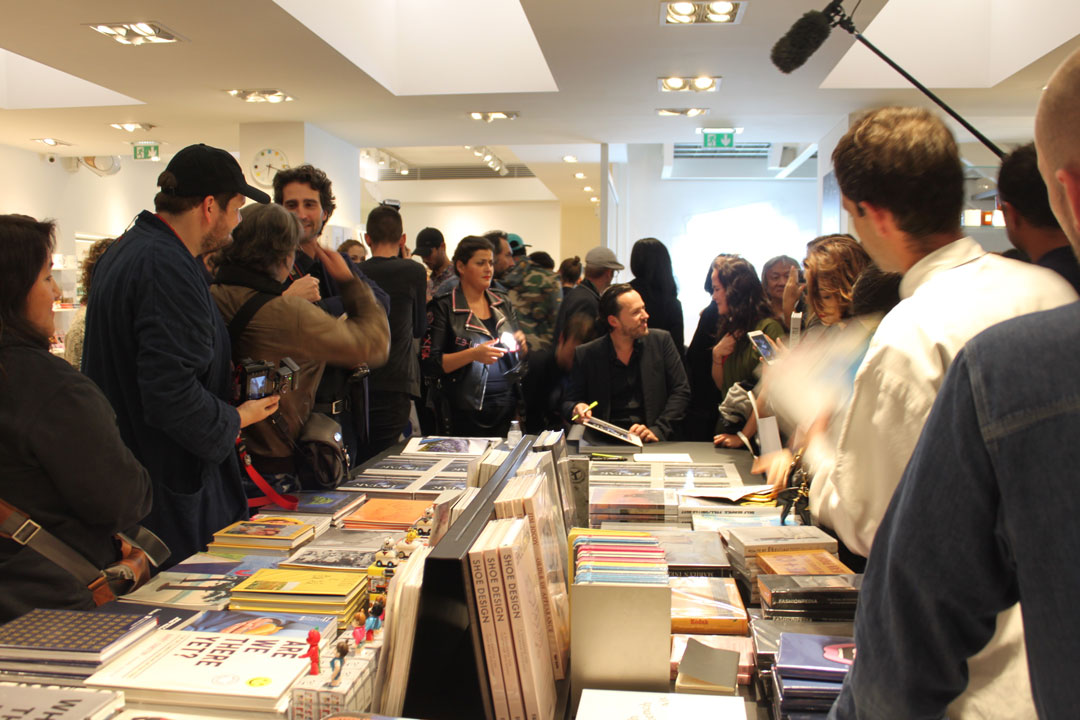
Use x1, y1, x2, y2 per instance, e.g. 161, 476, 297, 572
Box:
590, 197, 600, 203
583, 186, 594, 192
473, 147, 484, 157
33, 138, 71, 147
469, 111, 519, 122
574, 172, 586, 179
498, 167, 510, 177
225, 89, 294, 103
399, 168, 409, 175
470, 112, 483, 120
693, 76, 716, 91
88, 22, 182, 45
657, 108, 710, 116
659, 76, 720, 92
661, 1, 744, 25
687, 108, 705, 117
694, 126, 744, 134
662, 77, 685, 91
110, 122, 155, 132
483, 153, 493, 162
563, 155, 578, 163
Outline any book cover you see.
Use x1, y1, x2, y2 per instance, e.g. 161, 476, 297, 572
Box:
402, 436, 494, 456
775, 633, 857, 682
232, 568, 366, 600
727, 526, 838, 557
85, 630, 309, 711
520, 475, 569, 682
281, 547, 377, 573
755, 550, 852, 576
670, 634, 753, 683
468, 521, 511, 720
669, 577, 748, 635
651, 529, 730, 577
182, 609, 336, 645
0, 684, 123, 720
575, 688, 745, 719
309, 527, 401, 551
91, 601, 203, 631
266, 491, 365, 517
364, 455, 443, 473
758, 574, 863, 608
0, 608, 156, 662
483, 521, 526, 720
674, 639, 740, 695
213, 519, 315, 547
339, 474, 418, 493
341, 499, 431, 528
581, 417, 643, 448
119, 572, 243, 610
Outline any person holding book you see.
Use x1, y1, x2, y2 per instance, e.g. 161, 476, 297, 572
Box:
0, 214, 152, 621
420, 235, 526, 437
565, 283, 689, 442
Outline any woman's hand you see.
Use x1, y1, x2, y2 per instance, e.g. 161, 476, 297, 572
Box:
752, 449, 795, 498
782, 266, 805, 320
283, 274, 321, 302
713, 333, 736, 362
314, 244, 356, 284
237, 395, 281, 428
472, 339, 507, 365
513, 330, 528, 357
713, 433, 743, 449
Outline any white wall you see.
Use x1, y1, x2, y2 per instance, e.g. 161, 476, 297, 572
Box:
396, 201, 562, 260
303, 123, 365, 247
622, 143, 820, 338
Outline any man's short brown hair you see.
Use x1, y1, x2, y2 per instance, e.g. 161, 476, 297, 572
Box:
832, 107, 963, 239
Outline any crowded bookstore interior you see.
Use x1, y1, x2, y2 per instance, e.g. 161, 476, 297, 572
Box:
3, 1, 1080, 718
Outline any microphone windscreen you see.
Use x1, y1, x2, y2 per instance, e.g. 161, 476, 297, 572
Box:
771, 10, 833, 74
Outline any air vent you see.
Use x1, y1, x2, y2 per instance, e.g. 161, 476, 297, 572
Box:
379, 165, 535, 181
674, 142, 771, 159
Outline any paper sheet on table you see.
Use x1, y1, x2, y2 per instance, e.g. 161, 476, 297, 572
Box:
677, 484, 774, 501
632, 453, 693, 463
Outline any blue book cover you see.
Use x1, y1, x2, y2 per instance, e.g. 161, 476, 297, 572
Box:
182, 609, 337, 643
268, 491, 359, 515
776, 633, 855, 682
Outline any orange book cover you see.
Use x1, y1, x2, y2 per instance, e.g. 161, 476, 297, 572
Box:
755, 549, 852, 576
341, 498, 431, 526
669, 577, 748, 635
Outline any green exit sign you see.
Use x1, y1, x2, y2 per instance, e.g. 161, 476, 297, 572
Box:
133, 144, 159, 160
703, 132, 734, 149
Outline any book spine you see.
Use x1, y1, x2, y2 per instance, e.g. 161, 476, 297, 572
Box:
523, 504, 565, 681
671, 616, 749, 634
743, 541, 838, 555
498, 540, 540, 720
470, 546, 511, 720
485, 541, 526, 720
666, 567, 727, 578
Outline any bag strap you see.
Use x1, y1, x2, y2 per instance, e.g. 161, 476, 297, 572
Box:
236, 437, 299, 511
227, 291, 277, 355
0, 497, 113, 594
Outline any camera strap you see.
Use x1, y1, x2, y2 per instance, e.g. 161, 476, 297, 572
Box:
236, 437, 299, 511
227, 291, 277, 356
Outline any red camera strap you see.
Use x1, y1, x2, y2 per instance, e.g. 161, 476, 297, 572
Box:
236, 438, 299, 512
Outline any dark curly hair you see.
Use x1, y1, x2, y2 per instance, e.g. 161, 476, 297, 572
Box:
452, 236, 495, 276
710, 255, 772, 338
0, 214, 56, 347
273, 164, 337, 222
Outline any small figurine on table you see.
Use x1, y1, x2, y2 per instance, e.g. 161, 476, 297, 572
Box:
329, 640, 350, 686
300, 628, 321, 675
414, 506, 435, 537
365, 599, 384, 642
394, 529, 422, 560
351, 610, 367, 649
374, 536, 399, 569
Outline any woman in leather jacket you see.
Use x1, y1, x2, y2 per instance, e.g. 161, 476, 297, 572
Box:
421, 236, 526, 436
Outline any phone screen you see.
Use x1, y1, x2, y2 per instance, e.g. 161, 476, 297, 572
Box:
749, 333, 776, 363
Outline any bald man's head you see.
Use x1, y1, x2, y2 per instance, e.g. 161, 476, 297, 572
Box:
1035, 47, 1080, 249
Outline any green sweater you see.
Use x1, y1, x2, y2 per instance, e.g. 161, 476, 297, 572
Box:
718, 317, 785, 397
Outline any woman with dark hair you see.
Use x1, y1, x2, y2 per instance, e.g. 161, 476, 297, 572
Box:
558, 256, 582, 295
0, 214, 151, 621
211, 204, 389, 495
629, 238, 684, 352
421, 236, 526, 436
64, 237, 115, 369
709, 256, 785, 446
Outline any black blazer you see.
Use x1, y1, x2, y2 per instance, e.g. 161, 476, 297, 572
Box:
563, 329, 690, 441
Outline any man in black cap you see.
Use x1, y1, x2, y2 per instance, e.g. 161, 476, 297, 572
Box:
413, 227, 452, 300
83, 143, 281, 567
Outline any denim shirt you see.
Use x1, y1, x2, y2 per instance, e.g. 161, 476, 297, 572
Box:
830, 301, 1080, 719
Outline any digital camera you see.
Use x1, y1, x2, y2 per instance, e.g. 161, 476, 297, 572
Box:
236, 357, 300, 402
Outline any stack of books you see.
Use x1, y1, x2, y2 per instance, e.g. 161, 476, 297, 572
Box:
671, 633, 755, 686
690, 505, 791, 540
758, 574, 862, 622
206, 517, 317, 557
650, 528, 730, 578
0, 684, 123, 720
118, 571, 244, 610
771, 633, 854, 717
179, 608, 337, 647
669, 576, 749, 635
229, 568, 368, 629
749, 615, 854, 702
588, 487, 678, 528
260, 490, 368, 527
570, 529, 669, 585
340, 498, 432, 531
291, 643, 379, 720
0, 608, 157, 686
401, 435, 495, 457
724, 526, 838, 604
86, 629, 310, 715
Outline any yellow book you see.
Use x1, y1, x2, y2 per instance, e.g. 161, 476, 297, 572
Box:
670, 577, 748, 635
212, 518, 315, 547
231, 568, 366, 601
755, 549, 852, 576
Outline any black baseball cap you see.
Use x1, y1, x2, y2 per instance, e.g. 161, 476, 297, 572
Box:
413, 227, 445, 258
161, 143, 271, 204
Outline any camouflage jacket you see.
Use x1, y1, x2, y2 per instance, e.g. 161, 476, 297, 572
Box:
499, 258, 562, 352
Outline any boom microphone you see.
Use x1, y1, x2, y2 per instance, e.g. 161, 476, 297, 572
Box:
771, 9, 833, 74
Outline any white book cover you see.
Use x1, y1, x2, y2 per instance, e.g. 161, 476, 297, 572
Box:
469, 521, 511, 720
0, 683, 123, 720
85, 630, 308, 711
576, 688, 746, 719
484, 522, 526, 720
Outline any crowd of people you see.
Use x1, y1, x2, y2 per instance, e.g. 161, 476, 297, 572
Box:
3, 44, 1080, 716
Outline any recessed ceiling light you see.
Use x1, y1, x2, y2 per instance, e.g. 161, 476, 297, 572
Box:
574, 172, 586, 179
33, 138, 71, 147
110, 122, 155, 132
659, 76, 720, 92
88, 21, 182, 45
660, 1, 746, 25
399, 168, 409, 175
590, 197, 600, 203
563, 155, 578, 163
657, 108, 710, 117
583, 186, 594, 192
469, 111, 519, 122
694, 126, 744, 134
225, 89, 294, 103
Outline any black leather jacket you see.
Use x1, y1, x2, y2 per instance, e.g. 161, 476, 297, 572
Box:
421, 285, 524, 414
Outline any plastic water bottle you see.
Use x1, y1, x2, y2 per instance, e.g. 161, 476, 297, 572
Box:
506, 420, 523, 448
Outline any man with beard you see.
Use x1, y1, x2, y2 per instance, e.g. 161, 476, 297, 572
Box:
564, 284, 689, 443
83, 144, 280, 566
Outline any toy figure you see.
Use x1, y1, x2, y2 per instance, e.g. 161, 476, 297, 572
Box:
301, 628, 321, 675
374, 536, 399, 569
351, 610, 367, 649
394, 530, 422, 560
414, 506, 435, 537
329, 640, 350, 686
365, 600, 384, 642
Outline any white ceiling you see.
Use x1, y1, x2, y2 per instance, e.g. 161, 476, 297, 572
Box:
0, 0, 1077, 207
